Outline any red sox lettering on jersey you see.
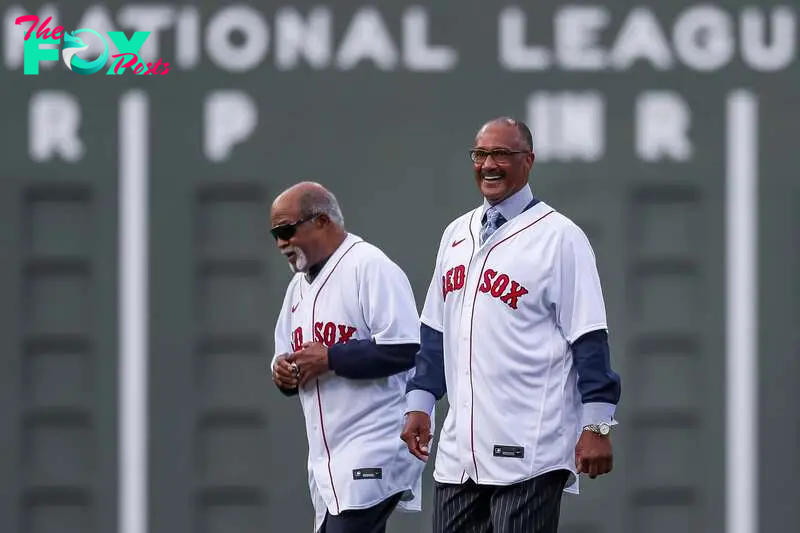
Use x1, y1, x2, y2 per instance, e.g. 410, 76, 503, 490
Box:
271, 233, 427, 532
290, 323, 358, 352
442, 265, 529, 310
478, 269, 528, 309
441, 265, 465, 300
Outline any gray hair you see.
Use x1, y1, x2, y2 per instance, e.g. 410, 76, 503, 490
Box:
480, 117, 534, 152
299, 188, 345, 228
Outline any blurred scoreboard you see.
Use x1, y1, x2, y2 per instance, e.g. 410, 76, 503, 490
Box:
0, 2, 798, 533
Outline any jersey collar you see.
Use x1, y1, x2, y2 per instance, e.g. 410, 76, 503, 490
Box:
302, 232, 361, 285
305, 256, 329, 284
480, 183, 534, 224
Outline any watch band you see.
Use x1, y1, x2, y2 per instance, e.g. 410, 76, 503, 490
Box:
583, 422, 611, 435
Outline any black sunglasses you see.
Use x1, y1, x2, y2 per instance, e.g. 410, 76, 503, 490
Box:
270, 214, 319, 241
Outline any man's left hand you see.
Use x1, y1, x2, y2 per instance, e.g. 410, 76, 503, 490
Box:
575, 430, 613, 479
287, 342, 330, 387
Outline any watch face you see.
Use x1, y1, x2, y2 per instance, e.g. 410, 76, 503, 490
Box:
599, 424, 610, 435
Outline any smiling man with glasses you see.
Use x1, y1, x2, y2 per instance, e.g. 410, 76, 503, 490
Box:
269, 181, 428, 533
401, 117, 622, 533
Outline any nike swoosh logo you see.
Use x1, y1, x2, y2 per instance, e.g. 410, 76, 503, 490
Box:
451, 238, 466, 247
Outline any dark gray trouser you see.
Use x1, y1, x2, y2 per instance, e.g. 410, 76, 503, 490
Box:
433, 469, 570, 533
321, 491, 404, 533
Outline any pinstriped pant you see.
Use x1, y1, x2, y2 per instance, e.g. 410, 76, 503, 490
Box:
432, 470, 570, 533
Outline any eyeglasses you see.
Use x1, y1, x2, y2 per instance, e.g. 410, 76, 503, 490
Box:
270, 214, 319, 241
469, 149, 529, 164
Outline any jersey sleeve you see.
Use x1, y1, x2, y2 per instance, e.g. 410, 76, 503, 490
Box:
270, 282, 294, 372
419, 233, 447, 333
552, 222, 608, 343
358, 254, 420, 345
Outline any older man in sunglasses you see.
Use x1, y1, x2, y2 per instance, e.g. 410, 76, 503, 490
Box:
269, 181, 429, 533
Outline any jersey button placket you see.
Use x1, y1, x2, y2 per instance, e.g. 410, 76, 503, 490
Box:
460, 294, 472, 395
459, 329, 470, 403
459, 315, 473, 473
457, 404, 470, 470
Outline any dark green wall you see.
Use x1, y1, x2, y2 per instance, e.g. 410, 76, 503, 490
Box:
1, 2, 797, 532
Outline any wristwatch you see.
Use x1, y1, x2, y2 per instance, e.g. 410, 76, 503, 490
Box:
583, 422, 612, 435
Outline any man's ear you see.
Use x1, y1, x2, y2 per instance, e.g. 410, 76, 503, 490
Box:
526, 152, 535, 173
315, 213, 330, 227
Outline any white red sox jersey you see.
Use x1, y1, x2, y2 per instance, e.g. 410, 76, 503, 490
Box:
420, 197, 607, 494
270, 233, 428, 532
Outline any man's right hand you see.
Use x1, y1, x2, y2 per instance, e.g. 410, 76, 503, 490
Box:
401, 411, 432, 462
272, 354, 299, 390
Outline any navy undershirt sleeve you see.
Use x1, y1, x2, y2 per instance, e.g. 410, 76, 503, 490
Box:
328, 339, 419, 379
401, 325, 619, 405
571, 329, 621, 404
405, 323, 447, 400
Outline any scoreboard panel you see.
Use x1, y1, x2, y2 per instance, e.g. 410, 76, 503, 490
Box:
0, 2, 797, 533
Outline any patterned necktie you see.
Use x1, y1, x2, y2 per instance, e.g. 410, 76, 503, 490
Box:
480, 206, 505, 244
